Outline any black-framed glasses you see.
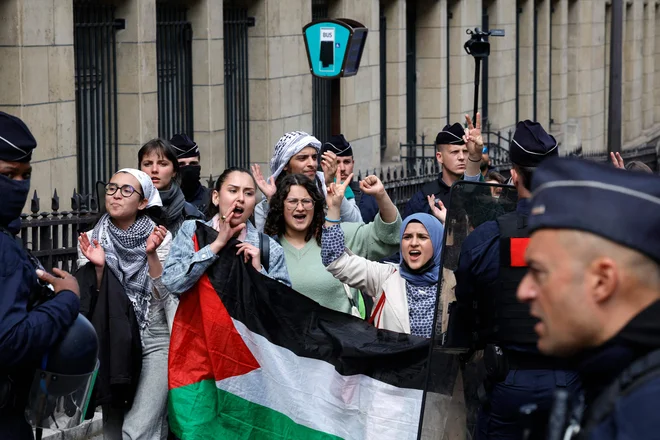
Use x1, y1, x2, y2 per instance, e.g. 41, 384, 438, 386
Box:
285, 198, 314, 211
105, 183, 143, 198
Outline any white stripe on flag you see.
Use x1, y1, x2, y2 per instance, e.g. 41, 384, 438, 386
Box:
217, 319, 424, 440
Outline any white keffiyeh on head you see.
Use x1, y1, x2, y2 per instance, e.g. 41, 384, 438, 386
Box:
116, 168, 163, 208
269, 131, 322, 182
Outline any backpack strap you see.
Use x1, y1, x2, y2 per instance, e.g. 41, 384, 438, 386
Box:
259, 232, 270, 273
581, 348, 660, 436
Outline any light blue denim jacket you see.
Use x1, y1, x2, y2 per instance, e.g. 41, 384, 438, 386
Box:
161, 219, 292, 296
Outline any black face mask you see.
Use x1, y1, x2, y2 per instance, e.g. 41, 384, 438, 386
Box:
179, 165, 202, 199
0, 174, 30, 230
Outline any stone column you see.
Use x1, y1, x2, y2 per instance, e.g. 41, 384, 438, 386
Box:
535, 0, 551, 129
0, 0, 77, 211
485, 0, 517, 132
416, 0, 448, 141
114, 0, 159, 168
247, 0, 313, 173
448, 0, 482, 125
517, 0, 534, 122
331, 0, 381, 169
382, 0, 407, 162
550, 0, 568, 142
188, 0, 225, 178
622, 0, 643, 146
656, 2, 660, 125
642, 1, 655, 132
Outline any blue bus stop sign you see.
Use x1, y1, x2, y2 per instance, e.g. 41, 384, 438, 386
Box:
303, 19, 368, 79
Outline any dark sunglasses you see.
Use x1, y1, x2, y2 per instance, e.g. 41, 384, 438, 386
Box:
105, 183, 144, 199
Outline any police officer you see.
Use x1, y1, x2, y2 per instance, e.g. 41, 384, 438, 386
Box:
0, 112, 81, 439
454, 120, 581, 439
518, 157, 660, 439
403, 114, 484, 219
170, 133, 211, 214
321, 134, 379, 223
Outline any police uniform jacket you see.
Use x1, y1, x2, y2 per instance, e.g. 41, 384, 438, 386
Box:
577, 300, 660, 439
0, 231, 80, 439
403, 172, 482, 219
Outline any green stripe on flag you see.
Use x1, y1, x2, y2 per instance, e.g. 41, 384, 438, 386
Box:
169, 379, 343, 440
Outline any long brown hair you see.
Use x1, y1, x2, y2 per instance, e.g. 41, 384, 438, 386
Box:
263, 174, 325, 245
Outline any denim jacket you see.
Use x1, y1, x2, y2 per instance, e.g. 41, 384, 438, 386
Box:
161, 219, 291, 296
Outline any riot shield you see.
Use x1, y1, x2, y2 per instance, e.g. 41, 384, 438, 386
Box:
417, 181, 518, 440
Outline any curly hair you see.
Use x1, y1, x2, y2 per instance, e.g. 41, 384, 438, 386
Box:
264, 174, 325, 245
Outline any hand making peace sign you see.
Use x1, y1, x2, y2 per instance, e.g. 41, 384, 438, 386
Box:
326, 168, 354, 210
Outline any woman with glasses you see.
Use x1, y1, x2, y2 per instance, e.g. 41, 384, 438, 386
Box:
77, 169, 172, 440
262, 171, 400, 317
162, 167, 291, 297
138, 138, 205, 236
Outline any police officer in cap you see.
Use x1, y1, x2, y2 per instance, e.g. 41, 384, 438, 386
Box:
403, 114, 484, 220
518, 158, 660, 439
454, 120, 581, 439
0, 112, 82, 439
170, 133, 211, 214
321, 134, 379, 223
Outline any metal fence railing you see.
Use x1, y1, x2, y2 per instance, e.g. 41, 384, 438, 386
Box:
224, 6, 252, 168
73, 1, 120, 195
156, 1, 194, 139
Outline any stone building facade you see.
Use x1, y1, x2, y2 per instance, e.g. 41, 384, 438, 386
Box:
0, 0, 659, 211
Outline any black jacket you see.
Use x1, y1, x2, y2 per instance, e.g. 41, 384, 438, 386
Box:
75, 264, 142, 416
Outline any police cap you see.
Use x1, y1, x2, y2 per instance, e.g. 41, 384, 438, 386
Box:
529, 157, 660, 263
170, 133, 199, 159
435, 123, 465, 146
511, 120, 558, 167
322, 134, 353, 157
0, 111, 37, 163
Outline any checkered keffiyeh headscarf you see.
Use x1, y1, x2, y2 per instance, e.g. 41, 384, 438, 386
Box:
270, 131, 322, 182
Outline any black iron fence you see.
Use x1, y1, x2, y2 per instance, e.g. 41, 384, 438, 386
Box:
73, 1, 120, 196
224, 7, 252, 168
399, 123, 513, 175
156, 2, 194, 139
19, 190, 101, 273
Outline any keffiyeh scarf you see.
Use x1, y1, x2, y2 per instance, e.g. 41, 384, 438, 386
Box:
270, 131, 322, 182
92, 213, 155, 330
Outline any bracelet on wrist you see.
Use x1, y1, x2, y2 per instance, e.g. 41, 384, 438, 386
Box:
324, 217, 341, 224
468, 156, 481, 163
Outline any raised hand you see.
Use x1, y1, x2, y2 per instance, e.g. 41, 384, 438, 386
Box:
146, 225, 168, 255
359, 175, 386, 197
327, 169, 354, 210
427, 194, 447, 225
36, 268, 80, 297
251, 164, 277, 200
610, 152, 625, 169
321, 151, 338, 185
236, 242, 262, 272
211, 200, 246, 253
79, 233, 106, 268
463, 112, 484, 161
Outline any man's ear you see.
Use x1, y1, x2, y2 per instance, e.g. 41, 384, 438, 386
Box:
435, 150, 443, 165
587, 257, 619, 305
510, 168, 519, 187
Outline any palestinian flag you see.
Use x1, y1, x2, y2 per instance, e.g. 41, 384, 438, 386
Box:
168, 224, 430, 440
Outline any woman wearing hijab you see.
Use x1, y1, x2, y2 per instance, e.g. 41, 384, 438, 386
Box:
138, 138, 205, 236
251, 131, 362, 231
77, 168, 172, 440
321, 177, 444, 336
162, 167, 291, 295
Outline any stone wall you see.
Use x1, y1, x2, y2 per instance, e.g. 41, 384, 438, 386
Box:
3, 0, 660, 215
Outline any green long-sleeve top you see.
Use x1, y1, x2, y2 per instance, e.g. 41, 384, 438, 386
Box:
279, 213, 402, 315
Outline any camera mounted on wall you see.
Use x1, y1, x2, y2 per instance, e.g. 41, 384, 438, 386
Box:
464, 27, 505, 59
